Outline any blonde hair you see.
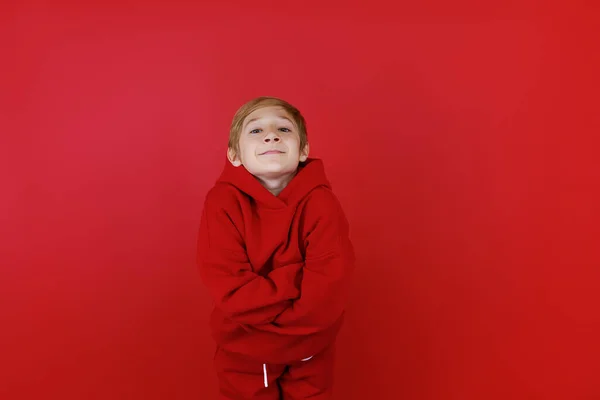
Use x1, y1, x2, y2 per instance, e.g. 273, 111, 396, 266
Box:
228, 96, 308, 156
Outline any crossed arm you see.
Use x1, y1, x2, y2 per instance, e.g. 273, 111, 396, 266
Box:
197, 189, 355, 332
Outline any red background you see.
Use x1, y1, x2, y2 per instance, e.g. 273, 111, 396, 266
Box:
2, 1, 599, 399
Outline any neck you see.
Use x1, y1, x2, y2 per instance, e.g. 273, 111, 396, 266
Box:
255, 171, 297, 196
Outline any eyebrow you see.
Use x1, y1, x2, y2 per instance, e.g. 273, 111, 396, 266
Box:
244, 116, 294, 127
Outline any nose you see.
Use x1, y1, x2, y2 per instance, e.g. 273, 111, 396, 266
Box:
263, 131, 281, 143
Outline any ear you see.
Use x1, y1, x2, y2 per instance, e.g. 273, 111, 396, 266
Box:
227, 147, 242, 167
299, 142, 310, 162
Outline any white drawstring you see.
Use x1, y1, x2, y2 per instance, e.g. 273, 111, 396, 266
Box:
263, 363, 268, 388
262, 356, 313, 388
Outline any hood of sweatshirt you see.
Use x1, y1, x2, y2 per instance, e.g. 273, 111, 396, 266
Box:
216, 157, 331, 209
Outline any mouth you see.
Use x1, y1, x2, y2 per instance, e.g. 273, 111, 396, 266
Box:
260, 150, 285, 155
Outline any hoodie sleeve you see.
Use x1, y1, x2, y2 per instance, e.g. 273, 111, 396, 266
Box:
255, 188, 355, 335
197, 191, 302, 325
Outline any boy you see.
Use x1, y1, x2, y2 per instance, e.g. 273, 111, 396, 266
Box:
197, 96, 355, 399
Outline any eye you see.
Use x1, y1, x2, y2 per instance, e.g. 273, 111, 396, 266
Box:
249, 128, 262, 134
279, 127, 291, 132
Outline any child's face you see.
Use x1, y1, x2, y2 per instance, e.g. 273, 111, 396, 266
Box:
228, 106, 309, 181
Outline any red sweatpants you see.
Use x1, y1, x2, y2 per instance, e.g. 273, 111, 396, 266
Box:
214, 343, 336, 400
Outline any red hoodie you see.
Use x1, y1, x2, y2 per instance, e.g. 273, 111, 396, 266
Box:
197, 158, 355, 364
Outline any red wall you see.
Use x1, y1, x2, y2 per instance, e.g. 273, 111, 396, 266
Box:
2, 1, 599, 399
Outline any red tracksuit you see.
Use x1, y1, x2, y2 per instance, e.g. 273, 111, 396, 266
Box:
197, 158, 355, 399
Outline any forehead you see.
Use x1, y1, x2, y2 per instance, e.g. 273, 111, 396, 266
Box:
243, 106, 294, 126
